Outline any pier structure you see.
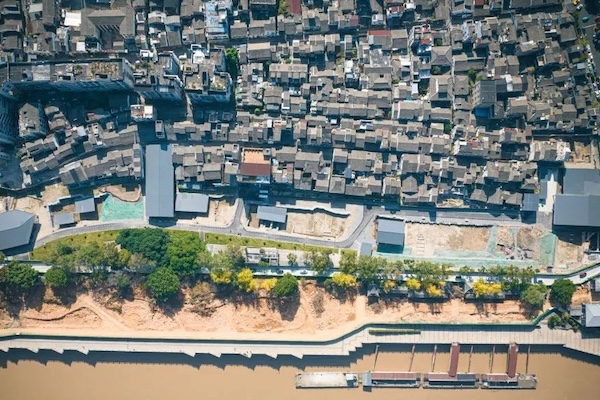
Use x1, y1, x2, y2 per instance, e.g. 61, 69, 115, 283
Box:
481, 343, 537, 389
295, 372, 359, 388
362, 372, 421, 388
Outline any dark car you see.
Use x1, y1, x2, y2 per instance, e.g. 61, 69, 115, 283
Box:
580, 272, 587, 278
276, 269, 284, 275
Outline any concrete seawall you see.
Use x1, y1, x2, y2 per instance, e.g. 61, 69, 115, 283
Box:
1, 323, 599, 359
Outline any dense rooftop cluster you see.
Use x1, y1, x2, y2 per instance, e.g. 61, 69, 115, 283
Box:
0, 0, 597, 223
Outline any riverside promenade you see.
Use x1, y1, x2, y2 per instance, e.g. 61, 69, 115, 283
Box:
0, 324, 599, 359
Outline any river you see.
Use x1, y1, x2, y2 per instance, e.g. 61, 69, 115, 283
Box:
0, 344, 598, 400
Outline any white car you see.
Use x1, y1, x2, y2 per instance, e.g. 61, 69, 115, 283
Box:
577, 4, 583, 10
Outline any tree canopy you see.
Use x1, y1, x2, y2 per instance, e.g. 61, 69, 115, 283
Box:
520, 284, 547, 310
331, 272, 358, 289
305, 250, 333, 275
44, 266, 70, 289
144, 268, 180, 302
225, 48, 239, 80
165, 231, 205, 276
0, 262, 39, 290
117, 228, 170, 267
549, 279, 576, 307
272, 273, 298, 298
356, 255, 386, 282
236, 268, 258, 293
339, 250, 357, 275
261, 277, 278, 292
472, 278, 503, 297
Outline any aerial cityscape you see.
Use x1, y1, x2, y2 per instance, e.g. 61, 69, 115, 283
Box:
0, 0, 599, 397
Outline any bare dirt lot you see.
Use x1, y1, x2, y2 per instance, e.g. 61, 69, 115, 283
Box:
496, 226, 546, 260
286, 211, 350, 239
0, 281, 535, 336
367, 298, 530, 324
571, 285, 592, 306
98, 184, 141, 202
554, 233, 584, 269
404, 224, 490, 257
178, 198, 237, 228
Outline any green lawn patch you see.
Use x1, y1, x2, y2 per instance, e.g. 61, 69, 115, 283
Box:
204, 233, 332, 253
31, 230, 120, 262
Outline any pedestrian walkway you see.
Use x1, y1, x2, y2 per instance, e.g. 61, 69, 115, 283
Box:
1, 323, 598, 358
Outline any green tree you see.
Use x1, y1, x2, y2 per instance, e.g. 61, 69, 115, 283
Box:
197, 251, 212, 270
278, 0, 290, 16
549, 279, 576, 307
225, 47, 240, 80
287, 253, 298, 267
357, 256, 386, 282
305, 250, 333, 275
339, 250, 357, 275
458, 266, 473, 275
127, 253, 157, 274
44, 266, 70, 289
210, 268, 233, 285
0, 262, 39, 290
221, 244, 246, 272
467, 69, 478, 84
520, 284, 547, 311
0, 251, 5, 263
431, 65, 442, 75
144, 268, 181, 302
273, 273, 298, 298
114, 273, 131, 296
117, 249, 132, 269
166, 231, 204, 276
116, 228, 170, 266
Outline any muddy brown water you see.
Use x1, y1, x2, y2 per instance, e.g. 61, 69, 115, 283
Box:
0, 344, 598, 400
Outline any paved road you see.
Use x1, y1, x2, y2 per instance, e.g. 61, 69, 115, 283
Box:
33, 199, 524, 252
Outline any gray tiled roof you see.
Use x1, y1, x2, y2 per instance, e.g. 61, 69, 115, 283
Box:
175, 192, 209, 213
584, 303, 600, 327
377, 218, 405, 246
257, 206, 287, 224
0, 211, 35, 251
145, 144, 175, 218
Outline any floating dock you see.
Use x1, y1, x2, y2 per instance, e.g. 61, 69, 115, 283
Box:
362, 372, 421, 388
423, 372, 480, 389
481, 373, 537, 389
295, 372, 359, 388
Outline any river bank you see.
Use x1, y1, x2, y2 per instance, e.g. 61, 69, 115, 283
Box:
1, 344, 599, 400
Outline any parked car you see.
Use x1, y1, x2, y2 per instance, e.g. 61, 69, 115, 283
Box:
577, 4, 584, 10
580, 272, 587, 278
573, 0, 580, 5
583, 15, 591, 22
276, 269, 284, 275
